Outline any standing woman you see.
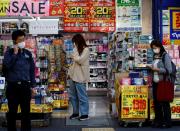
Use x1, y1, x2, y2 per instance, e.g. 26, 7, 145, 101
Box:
148, 40, 173, 128
68, 34, 90, 121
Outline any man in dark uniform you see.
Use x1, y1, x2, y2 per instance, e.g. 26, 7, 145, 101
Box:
3, 30, 35, 131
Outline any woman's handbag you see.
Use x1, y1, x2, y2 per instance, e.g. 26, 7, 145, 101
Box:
157, 76, 174, 102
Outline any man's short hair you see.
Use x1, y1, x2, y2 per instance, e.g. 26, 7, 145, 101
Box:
12, 30, 26, 41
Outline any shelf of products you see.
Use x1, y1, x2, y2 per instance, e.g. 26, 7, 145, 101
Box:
36, 36, 69, 110
107, 34, 153, 120
87, 35, 108, 90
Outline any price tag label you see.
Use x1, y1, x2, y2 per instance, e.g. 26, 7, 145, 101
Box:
121, 86, 148, 119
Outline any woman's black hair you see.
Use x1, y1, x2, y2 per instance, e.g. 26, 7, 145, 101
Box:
72, 34, 87, 55
150, 40, 166, 57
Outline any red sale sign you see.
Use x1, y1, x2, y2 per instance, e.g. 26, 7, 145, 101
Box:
64, 0, 89, 32
49, 0, 64, 16
89, 0, 116, 32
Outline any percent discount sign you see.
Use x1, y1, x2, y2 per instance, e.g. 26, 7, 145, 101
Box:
121, 85, 148, 119
89, 0, 115, 32
64, 1, 89, 32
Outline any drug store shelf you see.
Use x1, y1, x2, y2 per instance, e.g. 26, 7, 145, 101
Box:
89, 60, 107, 62
89, 79, 107, 83
90, 52, 107, 54
90, 66, 107, 69
87, 88, 107, 91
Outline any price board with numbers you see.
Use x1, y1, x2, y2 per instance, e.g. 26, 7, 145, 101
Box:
89, 0, 115, 32
171, 98, 180, 119
150, 98, 180, 120
64, 1, 89, 32
150, 97, 180, 120
121, 85, 148, 119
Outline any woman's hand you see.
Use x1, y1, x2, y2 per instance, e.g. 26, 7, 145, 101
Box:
151, 67, 160, 72
146, 65, 160, 72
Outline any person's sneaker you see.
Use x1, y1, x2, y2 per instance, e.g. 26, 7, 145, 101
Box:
79, 115, 89, 121
162, 123, 172, 128
69, 114, 79, 120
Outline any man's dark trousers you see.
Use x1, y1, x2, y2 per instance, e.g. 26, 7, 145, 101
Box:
6, 82, 31, 131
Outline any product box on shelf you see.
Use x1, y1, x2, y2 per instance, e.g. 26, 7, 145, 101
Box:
0, 103, 8, 113
43, 104, 53, 113
48, 84, 65, 92
134, 44, 153, 67
53, 100, 61, 109
31, 104, 43, 113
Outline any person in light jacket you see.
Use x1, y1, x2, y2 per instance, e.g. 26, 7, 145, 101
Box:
68, 34, 90, 121
148, 40, 173, 128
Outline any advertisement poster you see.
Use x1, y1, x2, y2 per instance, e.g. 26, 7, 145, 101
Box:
0, 0, 49, 16
121, 85, 148, 119
89, 0, 115, 32
49, 0, 64, 16
117, 0, 142, 32
162, 25, 170, 45
150, 98, 180, 120
163, 33, 171, 45
162, 10, 170, 26
1, 22, 18, 34
170, 9, 180, 41
29, 19, 59, 35
64, 0, 89, 32
117, 0, 139, 6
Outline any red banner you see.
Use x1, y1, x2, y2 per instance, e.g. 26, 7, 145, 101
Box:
64, 0, 89, 32
49, 0, 64, 16
89, 0, 116, 32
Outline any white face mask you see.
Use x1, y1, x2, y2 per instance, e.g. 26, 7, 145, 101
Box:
153, 48, 160, 54
18, 42, 26, 49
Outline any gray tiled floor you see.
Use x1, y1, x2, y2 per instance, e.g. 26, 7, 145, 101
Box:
1, 97, 180, 131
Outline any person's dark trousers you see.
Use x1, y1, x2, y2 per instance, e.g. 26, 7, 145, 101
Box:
152, 82, 172, 126
6, 82, 32, 131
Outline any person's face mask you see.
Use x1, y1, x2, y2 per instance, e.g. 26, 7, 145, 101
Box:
18, 42, 26, 49
153, 48, 160, 54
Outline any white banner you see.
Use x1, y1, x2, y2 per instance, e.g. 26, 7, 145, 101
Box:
29, 19, 59, 35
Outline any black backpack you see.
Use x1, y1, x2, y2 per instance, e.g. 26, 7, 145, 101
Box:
162, 53, 177, 84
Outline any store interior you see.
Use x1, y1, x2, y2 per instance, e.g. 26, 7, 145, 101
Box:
0, 0, 180, 130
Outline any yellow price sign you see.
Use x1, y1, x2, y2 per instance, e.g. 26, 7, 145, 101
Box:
172, 12, 180, 30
